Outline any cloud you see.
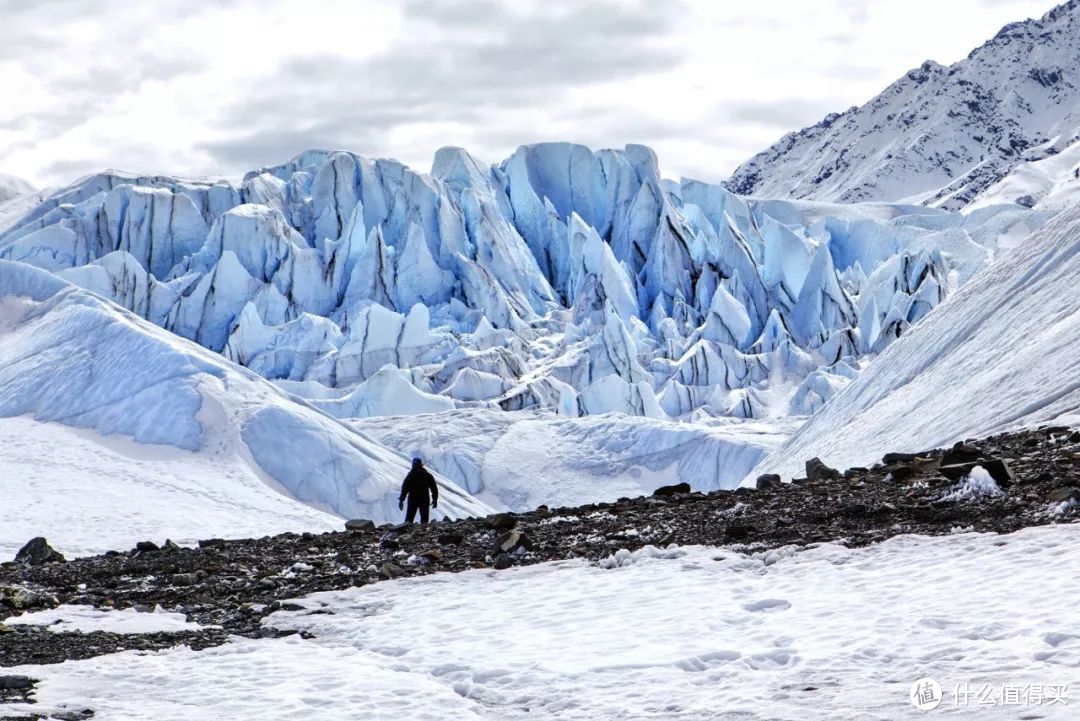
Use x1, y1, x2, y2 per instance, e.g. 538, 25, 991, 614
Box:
0, 0, 1066, 187
726, 99, 849, 130
195, 0, 687, 170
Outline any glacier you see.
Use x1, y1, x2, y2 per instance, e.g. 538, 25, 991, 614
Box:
0, 144, 1042, 436
753, 202, 1080, 480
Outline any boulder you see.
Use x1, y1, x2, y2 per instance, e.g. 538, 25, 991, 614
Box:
887, 465, 917, 482
653, 482, 692, 497
940, 459, 1013, 485
1049, 487, 1080, 503
492, 553, 513, 570
378, 562, 406, 579
171, 572, 201, 587
0, 675, 33, 690
14, 537, 65, 565
882, 452, 919, 465
938, 462, 977, 480
345, 519, 376, 532
493, 530, 534, 554
978, 458, 1015, 486
0, 585, 57, 611
135, 541, 159, 552
725, 524, 754, 540
940, 443, 980, 466
486, 513, 518, 530
805, 458, 840, 482
755, 474, 782, 490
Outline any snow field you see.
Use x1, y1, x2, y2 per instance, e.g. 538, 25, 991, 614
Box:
8, 605, 205, 634
7, 523, 1079, 720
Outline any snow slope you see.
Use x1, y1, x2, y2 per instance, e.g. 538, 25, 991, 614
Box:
8, 524, 1078, 720
0, 416, 341, 559
0, 260, 493, 553
969, 136, 1080, 211
728, 1, 1080, 210
353, 409, 796, 510
754, 203, 1080, 480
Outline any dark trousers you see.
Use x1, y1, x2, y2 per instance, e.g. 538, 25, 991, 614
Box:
405, 498, 430, 524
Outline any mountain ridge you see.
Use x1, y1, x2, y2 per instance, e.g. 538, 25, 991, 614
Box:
727, 0, 1080, 210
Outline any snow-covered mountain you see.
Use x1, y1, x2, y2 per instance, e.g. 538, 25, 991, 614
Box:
0, 144, 1040, 439
753, 202, 1080, 480
728, 1, 1080, 211
0, 172, 34, 203
0, 259, 492, 554
0, 173, 44, 231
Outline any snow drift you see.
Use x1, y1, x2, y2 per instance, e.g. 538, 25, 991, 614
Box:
354, 409, 795, 510
0, 260, 493, 534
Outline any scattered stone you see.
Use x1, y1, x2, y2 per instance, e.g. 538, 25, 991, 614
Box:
14, 537, 65, 565
653, 482, 692, 497
345, 519, 376, 532
805, 458, 840, 481
755, 474, 782, 490
1, 426, 1076, 671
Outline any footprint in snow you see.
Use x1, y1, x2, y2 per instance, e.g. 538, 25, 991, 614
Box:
741, 598, 791, 612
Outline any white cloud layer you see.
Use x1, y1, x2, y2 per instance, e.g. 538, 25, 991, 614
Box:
0, 0, 1061, 187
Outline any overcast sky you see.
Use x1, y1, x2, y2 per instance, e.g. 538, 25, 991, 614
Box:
0, 0, 1061, 187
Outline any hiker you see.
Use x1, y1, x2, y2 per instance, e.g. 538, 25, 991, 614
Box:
399, 457, 439, 524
